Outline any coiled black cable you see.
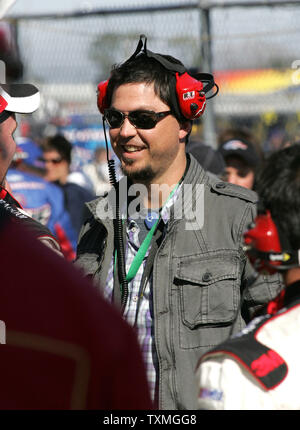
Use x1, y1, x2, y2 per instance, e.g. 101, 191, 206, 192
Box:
103, 118, 129, 311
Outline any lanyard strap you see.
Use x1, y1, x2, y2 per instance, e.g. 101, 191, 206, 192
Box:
126, 217, 158, 282
114, 183, 179, 285
134, 220, 165, 326
113, 218, 157, 286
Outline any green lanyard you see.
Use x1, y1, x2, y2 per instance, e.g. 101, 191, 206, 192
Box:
114, 183, 179, 283
126, 216, 159, 282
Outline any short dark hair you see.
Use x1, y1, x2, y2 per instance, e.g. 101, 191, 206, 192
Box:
42, 134, 72, 164
255, 143, 300, 250
106, 53, 187, 124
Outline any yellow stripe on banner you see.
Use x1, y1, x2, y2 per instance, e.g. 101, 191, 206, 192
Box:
215, 69, 295, 95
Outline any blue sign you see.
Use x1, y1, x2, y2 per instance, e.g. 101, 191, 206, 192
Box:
58, 115, 110, 170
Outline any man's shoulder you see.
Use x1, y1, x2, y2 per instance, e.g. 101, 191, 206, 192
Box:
188, 154, 258, 205
84, 193, 108, 218
206, 176, 258, 205
79, 194, 105, 230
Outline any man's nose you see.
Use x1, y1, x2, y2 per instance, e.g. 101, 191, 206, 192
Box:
119, 117, 137, 137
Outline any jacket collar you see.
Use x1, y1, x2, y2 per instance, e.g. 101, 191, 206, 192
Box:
86, 154, 209, 225
0, 185, 22, 208
184, 153, 208, 186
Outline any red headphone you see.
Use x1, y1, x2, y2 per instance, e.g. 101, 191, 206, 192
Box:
97, 79, 109, 115
175, 71, 207, 119
97, 35, 218, 121
243, 210, 300, 274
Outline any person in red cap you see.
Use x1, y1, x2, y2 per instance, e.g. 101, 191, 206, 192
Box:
0, 83, 40, 179
0, 82, 62, 254
0, 82, 152, 410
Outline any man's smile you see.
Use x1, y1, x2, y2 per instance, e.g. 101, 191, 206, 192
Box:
122, 145, 146, 153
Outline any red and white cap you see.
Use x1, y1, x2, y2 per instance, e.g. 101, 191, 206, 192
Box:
0, 83, 40, 114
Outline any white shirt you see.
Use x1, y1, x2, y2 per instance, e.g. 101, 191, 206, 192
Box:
196, 299, 300, 410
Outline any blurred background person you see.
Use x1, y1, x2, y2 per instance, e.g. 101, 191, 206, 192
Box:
7, 138, 77, 260
0, 13, 23, 82
217, 128, 262, 190
263, 125, 289, 155
41, 134, 95, 239
186, 137, 225, 179
82, 146, 111, 196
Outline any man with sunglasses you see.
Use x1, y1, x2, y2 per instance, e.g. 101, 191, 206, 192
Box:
75, 39, 283, 410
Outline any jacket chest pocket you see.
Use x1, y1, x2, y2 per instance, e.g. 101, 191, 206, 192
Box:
174, 251, 240, 349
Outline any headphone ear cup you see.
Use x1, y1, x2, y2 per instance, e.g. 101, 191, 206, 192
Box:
244, 211, 282, 254
97, 80, 109, 114
175, 72, 206, 120
243, 210, 282, 273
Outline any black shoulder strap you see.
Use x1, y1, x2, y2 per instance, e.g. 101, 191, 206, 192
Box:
203, 314, 288, 390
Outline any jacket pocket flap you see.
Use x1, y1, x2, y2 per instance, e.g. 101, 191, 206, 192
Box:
175, 251, 240, 328
175, 252, 238, 286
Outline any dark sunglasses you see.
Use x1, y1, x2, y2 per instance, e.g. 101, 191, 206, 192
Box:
104, 108, 172, 129
39, 157, 64, 164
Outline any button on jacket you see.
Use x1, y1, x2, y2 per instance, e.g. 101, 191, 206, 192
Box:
75, 154, 283, 410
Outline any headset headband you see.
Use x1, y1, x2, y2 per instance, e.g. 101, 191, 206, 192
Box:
126, 34, 216, 96
127, 34, 186, 74
97, 34, 218, 120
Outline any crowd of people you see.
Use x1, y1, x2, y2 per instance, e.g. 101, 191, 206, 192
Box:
1, 34, 300, 411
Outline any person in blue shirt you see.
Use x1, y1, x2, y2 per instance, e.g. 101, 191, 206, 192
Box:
7, 167, 78, 260
7, 138, 78, 259
40, 134, 95, 237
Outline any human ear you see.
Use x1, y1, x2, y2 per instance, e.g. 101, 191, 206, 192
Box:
179, 120, 192, 142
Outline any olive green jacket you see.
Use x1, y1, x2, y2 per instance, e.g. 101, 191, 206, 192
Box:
75, 154, 283, 410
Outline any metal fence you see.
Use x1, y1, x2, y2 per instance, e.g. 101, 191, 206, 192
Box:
4, 0, 300, 150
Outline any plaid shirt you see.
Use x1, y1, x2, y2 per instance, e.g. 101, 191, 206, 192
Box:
103, 185, 181, 401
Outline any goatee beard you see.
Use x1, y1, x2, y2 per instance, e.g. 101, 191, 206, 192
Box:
121, 165, 155, 183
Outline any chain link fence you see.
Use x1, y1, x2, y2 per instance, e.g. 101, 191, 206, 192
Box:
211, 1, 300, 149
3, 0, 300, 152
